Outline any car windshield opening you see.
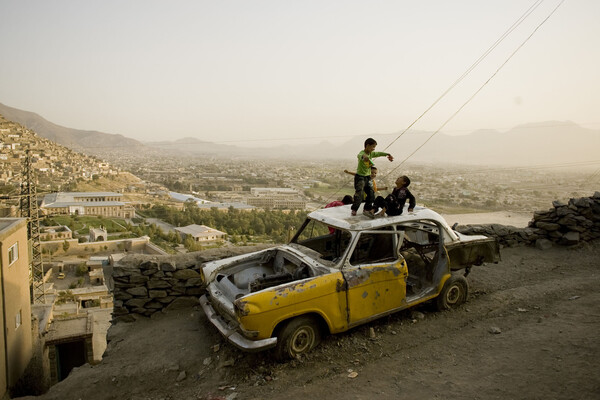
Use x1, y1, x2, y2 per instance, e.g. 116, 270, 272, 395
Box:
290, 219, 352, 264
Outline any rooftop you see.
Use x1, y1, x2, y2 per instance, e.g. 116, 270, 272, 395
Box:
308, 205, 457, 238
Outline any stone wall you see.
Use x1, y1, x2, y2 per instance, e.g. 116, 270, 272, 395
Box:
456, 193, 600, 249
111, 245, 270, 322
40, 236, 164, 257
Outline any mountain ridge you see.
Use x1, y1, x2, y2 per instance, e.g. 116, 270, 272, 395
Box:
1, 102, 597, 167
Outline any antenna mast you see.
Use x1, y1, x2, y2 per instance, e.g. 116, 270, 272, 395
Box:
20, 149, 45, 304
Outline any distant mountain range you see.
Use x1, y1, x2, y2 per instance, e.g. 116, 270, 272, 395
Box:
1, 101, 598, 167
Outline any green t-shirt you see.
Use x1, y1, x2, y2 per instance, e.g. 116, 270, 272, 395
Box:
356, 151, 389, 176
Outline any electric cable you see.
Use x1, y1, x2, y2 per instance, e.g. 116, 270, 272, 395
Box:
382, 0, 545, 152
384, 0, 566, 179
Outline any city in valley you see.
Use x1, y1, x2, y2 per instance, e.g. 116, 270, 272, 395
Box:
0, 114, 598, 398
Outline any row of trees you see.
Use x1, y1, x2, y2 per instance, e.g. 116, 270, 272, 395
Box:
144, 201, 309, 243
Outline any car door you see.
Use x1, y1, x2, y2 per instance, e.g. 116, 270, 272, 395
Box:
342, 229, 408, 327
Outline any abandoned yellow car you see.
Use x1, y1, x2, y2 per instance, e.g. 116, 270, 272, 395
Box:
199, 205, 500, 360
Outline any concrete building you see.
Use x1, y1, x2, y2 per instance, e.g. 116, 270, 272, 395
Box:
247, 187, 306, 210
250, 187, 298, 197
175, 224, 226, 243
196, 201, 255, 211
246, 197, 306, 210
40, 192, 135, 219
89, 227, 107, 242
39, 225, 72, 241
0, 218, 33, 399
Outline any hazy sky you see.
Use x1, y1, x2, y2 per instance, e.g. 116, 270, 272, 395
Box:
1, 0, 598, 146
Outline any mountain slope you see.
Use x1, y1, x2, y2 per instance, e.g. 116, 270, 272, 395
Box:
0, 102, 147, 157
2, 102, 597, 167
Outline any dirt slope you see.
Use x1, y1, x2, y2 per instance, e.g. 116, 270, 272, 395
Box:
19, 240, 600, 400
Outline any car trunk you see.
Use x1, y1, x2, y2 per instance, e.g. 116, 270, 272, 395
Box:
445, 237, 501, 270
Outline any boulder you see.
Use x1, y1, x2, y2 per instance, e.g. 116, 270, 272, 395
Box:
535, 222, 561, 231
561, 231, 580, 245
126, 287, 148, 297
165, 297, 199, 310
173, 269, 201, 280
535, 239, 553, 250
160, 262, 177, 272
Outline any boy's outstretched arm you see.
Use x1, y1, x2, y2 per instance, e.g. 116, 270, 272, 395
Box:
371, 151, 393, 161
343, 169, 355, 176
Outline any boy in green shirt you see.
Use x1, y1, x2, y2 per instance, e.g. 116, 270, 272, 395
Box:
351, 138, 393, 217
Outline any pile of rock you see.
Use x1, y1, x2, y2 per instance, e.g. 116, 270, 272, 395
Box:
112, 245, 269, 321
112, 259, 203, 322
457, 192, 600, 249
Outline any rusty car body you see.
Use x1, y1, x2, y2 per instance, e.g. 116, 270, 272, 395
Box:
199, 205, 500, 359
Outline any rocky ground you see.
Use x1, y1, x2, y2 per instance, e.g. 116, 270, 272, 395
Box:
17, 236, 600, 400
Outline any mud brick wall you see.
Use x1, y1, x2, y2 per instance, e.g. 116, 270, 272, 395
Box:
457, 192, 600, 249
111, 245, 270, 322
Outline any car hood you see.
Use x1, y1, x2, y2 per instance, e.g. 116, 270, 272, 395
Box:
201, 244, 331, 284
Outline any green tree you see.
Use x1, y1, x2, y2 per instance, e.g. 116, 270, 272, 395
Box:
76, 263, 88, 277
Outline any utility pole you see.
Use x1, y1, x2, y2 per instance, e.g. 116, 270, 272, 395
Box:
20, 149, 45, 304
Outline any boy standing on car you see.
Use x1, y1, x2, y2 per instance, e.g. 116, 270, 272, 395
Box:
351, 138, 393, 217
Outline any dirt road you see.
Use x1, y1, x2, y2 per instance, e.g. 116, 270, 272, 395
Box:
21, 240, 600, 400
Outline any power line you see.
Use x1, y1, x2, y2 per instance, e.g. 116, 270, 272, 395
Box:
312, 2, 557, 210
382, 0, 546, 152
384, 0, 566, 180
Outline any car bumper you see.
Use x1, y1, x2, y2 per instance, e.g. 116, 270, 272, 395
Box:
199, 294, 277, 352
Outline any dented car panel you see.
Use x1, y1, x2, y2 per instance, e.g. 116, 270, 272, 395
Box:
235, 272, 349, 338
200, 205, 500, 354
343, 260, 408, 326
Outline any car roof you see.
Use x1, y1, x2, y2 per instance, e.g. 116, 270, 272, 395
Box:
308, 204, 458, 238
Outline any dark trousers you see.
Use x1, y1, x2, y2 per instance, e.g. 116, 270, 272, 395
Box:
373, 194, 403, 216
352, 175, 374, 212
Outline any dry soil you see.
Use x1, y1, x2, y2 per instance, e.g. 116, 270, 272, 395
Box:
19, 238, 600, 400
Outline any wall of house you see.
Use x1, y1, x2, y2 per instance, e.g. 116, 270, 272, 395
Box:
40, 237, 165, 257
0, 252, 5, 400
0, 219, 33, 397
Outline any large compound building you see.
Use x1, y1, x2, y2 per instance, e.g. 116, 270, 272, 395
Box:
40, 192, 135, 218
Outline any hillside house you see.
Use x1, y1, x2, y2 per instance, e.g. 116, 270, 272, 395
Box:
40, 225, 72, 241
175, 224, 226, 243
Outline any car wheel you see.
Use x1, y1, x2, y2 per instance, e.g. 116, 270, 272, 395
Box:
275, 316, 321, 361
435, 275, 469, 311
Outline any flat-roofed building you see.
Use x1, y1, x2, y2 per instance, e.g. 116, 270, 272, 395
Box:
246, 197, 306, 210
250, 187, 298, 197
0, 218, 33, 398
40, 225, 72, 241
175, 224, 227, 242
247, 187, 306, 210
40, 192, 135, 218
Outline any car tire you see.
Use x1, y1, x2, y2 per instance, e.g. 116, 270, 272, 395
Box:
435, 275, 469, 311
274, 315, 321, 361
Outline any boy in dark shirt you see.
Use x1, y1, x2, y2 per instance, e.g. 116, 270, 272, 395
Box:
373, 175, 416, 217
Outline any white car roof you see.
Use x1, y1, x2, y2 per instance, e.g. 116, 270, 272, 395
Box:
308, 204, 459, 241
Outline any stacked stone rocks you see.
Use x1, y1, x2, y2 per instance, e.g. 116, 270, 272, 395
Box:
456, 193, 600, 249
112, 245, 270, 322
112, 259, 203, 322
